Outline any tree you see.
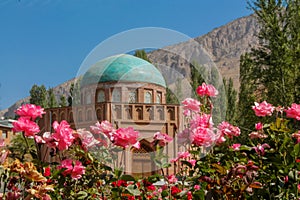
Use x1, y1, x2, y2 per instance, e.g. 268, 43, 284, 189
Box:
224, 78, 237, 123
190, 61, 226, 124
237, 0, 300, 132
68, 83, 74, 106
237, 53, 258, 133
190, 61, 205, 99
243, 0, 300, 107
29, 84, 48, 108
48, 88, 58, 108
134, 49, 151, 62
166, 87, 179, 104
70, 80, 82, 106
59, 95, 67, 107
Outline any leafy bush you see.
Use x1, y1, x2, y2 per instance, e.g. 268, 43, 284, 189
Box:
1, 84, 300, 199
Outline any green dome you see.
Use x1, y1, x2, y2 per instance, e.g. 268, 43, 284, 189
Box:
81, 54, 166, 87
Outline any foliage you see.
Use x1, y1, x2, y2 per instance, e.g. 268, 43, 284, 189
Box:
245, 0, 300, 106
68, 80, 81, 106
48, 88, 58, 108
29, 84, 48, 108
224, 77, 237, 124
59, 95, 67, 107
239, 0, 300, 125
134, 49, 151, 63
5, 82, 300, 199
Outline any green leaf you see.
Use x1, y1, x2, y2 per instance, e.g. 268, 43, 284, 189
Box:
239, 145, 252, 151
147, 174, 162, 183
161, 190, 169, 197
126, 184, 141, 196
294, 143, 300, 157
288, 170, 295, 180
120, 174, 136, 182
77, 191, 88, 199
87, 152, 94, 162
181, 160, 192, 168
114, 168, 123, 178
162, 163, 171, 168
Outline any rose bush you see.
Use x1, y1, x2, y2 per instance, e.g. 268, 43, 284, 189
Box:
1, 83, 300, 199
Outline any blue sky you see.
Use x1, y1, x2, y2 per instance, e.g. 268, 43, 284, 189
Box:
0, 0, 252, 110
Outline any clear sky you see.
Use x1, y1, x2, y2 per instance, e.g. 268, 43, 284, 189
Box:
0, 0, 252, 110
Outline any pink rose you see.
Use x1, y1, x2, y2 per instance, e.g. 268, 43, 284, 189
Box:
181, 98, 201, 113
71, 160, 86, 179
15, 104, 45, 120
194, 185, 201, 190
52, 120, 75, 150
112, 127, 140, 148
216, 134, 226, 144
218, 121, 240, 139
58, 159, 85, 180
255, 122, 263, 130
152, 132, 173, 147
252, 101, 274, 117
177, 128, 190, 145
190, 114, 213, 129
171, 151, 191, 162
76, 129, 100, 150
13, 117, 40, 137
58, 159, 73, 176
34, 135, 46, 144
285, 103, 300, 120
249, 131, 268, 139
252, 143, 270, 156
167, 174, 178, 184
191, 126, 215, 147
90, 120, 115, 139
188, 159, 197, 167
196, 83, 218, 97
230, 143, 241, 151
292, 131, 300, 143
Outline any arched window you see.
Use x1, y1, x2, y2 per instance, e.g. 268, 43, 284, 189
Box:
96, 109, 103, 121
157, 108, 164, 120
132, 139, 156, 177
156, 92, 162, 104
97, 90, 105, 103
69, 112, 74, 123
167, 108, 175, 121
136, 107, 143, 120
128, 89, 137, 103
77, 110, 83, 122
86, 109, 92, 121
51, 113, 57, 122
60, 112, 65, 121
144, 91, 152, 104
112, 88, 121, 102
86, 93, 92, 104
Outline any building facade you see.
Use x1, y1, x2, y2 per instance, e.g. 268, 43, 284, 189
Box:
39, 54, 183, 176
0, 119, 16, 145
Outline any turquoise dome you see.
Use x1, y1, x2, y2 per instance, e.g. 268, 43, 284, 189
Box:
81, 54, 166, 87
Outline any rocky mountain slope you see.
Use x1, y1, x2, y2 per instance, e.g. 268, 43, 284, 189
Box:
0, 78, 76, 118
148, 14, 259, 90
0, 14, 259, 118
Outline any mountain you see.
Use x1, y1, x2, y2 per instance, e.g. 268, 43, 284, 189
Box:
0, 78, 76, 119
0, 14, 259, 118
148, 14, 259, 91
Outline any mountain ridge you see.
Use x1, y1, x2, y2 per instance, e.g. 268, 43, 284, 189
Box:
0, 14, 259, 118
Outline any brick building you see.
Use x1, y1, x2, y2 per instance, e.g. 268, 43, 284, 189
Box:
39, 54, 183, 176
0, 119, 16, 145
